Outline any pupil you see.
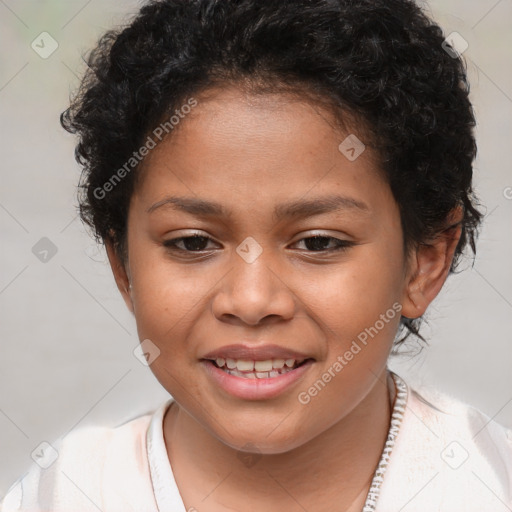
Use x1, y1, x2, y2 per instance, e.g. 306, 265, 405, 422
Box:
184, 235, 208, 251
305, 236, 329, 251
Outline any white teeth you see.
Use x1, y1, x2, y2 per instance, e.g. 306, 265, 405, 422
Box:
211, 357, 306, 378
254, 360, 273, 372
236, 360, 254, 371
222, 367, 291, 379
214, 358, 299, 370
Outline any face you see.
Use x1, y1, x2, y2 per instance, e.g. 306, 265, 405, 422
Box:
108, 86, 438, 454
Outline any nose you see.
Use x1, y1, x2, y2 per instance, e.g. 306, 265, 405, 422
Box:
211, 248, 296, 327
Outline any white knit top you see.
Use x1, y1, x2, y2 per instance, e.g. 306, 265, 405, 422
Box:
2, 371, 511, 511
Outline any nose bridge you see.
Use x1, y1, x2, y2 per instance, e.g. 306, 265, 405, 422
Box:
232, 236, 280, 300
212, 236, 295, 325
234, 246, 274, 290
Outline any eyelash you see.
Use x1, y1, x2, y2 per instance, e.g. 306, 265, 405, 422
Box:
162, 234, 355, 254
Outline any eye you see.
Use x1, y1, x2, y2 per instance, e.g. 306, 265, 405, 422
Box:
163, 233, 355, 255
163, 234, 218, 252
293, 235, 355, 252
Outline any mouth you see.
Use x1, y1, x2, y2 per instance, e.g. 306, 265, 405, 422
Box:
200, 343, 316, 399
203, 357, 313, 379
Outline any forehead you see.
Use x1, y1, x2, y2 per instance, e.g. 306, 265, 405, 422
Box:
134, 86, 389, 216
145, 87, 350, 166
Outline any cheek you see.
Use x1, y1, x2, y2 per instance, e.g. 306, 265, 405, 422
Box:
128, 247, 210, 352
304, 244, 404, 340
290, 247, 404, 439
128, 255, 210, 397
294, 246, 404, 413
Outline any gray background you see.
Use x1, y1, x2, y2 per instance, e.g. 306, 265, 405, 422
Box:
0, 0, 511, 496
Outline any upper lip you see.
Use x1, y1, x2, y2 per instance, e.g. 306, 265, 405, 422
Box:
201, 344, 313, 362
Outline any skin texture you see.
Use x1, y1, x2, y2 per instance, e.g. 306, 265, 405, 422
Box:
106, 86, 462, 511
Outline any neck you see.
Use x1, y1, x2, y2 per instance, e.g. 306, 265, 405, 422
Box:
163, 368, 394, 512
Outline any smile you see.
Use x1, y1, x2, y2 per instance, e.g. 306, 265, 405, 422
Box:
202, 357, 314, 400
210, 357, 307, 379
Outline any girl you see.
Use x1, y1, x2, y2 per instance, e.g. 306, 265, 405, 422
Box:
2, 0, 511, 510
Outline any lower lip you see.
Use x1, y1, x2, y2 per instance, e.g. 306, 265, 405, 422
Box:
201, 359, 314, 400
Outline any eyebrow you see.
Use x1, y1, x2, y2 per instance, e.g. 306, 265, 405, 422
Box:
146, 194, 370, 220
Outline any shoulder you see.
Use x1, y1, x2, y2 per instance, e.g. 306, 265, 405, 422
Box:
378, 374, 512, 511
1, 402, 170, 512
407, 383, 512, 467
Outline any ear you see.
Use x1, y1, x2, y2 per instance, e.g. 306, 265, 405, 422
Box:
105, 238, 134, 314
401, 206, 463, 319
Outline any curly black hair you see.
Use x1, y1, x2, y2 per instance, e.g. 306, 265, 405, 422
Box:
60, 0, 483, 348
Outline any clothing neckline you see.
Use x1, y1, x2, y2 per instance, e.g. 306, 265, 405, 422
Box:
146, 370, 408, 512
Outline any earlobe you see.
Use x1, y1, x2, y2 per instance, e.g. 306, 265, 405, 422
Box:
105, 239, 134, 314
401, 207, 463, 319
